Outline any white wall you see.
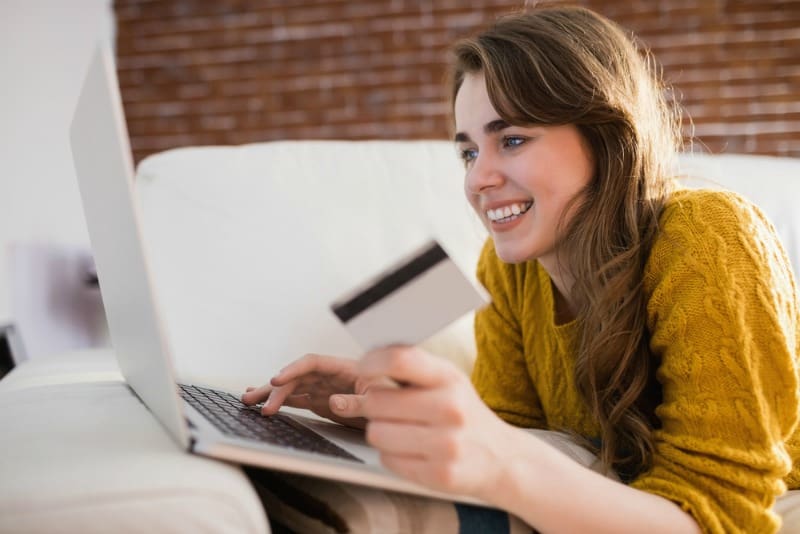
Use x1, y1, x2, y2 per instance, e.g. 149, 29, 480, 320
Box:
0, 0, 114, 325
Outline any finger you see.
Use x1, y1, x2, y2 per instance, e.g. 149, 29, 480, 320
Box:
271, 353, 354, 386
375, 432, 467, 493
359, 347, 460, 389
241, 383, 272, 405
379, 454, 454, 492
260, 382, 298, 415
380, 453, 429, 480
365, 420, 438, 458
329, 393, 369, 419
359, 387, 463, 425
355, 374, 400, 394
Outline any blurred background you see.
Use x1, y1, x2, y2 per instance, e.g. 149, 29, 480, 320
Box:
0, 0, 798, 369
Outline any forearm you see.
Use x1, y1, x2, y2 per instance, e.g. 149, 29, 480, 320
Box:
481, 428, 701, 534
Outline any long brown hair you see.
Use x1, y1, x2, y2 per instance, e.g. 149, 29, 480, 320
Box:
450, 5, 682, 475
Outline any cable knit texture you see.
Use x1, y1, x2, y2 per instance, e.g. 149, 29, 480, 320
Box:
471, 189, 800, 533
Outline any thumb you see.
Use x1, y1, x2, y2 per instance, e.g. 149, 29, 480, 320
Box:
329, 394, 366, 418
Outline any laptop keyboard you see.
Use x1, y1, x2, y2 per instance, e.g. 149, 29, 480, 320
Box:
178, 384, 362, 463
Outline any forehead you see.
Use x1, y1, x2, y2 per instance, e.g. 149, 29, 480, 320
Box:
454, 72, 501, 135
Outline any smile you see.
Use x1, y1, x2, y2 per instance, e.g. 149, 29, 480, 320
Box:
485, 201, 533, 223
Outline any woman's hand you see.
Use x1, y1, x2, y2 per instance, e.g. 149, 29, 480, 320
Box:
242, 347, 518, 500
240, 353, 396, 429
336, 345, 517, 500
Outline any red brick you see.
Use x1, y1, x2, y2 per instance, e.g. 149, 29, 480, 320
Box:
114, 0, 800, 162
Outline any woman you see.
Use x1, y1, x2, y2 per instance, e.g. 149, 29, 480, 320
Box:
242, 6, 800, 532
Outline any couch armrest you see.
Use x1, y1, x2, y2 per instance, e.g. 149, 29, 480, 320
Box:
0, 350, 269, 534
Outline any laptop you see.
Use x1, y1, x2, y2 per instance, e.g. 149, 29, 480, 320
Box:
69, 43, 484, 505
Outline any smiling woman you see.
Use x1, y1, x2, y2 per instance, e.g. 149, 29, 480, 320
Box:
243, 5, 800, 533
449, 3, 679, 476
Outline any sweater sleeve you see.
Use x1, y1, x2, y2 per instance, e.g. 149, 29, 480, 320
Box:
633, 190, 800, 533
471, 239, 547, 428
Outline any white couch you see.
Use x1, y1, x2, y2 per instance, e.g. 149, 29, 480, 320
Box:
2, 141, 799, 533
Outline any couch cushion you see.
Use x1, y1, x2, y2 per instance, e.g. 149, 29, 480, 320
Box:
0, 350, 269, 534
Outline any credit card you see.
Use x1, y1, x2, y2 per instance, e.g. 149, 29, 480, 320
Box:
330, 240, 489, 351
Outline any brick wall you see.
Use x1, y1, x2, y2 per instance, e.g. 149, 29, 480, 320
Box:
115, 0, 800, 164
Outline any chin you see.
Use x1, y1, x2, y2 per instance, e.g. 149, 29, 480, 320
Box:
492, 239, 535, 264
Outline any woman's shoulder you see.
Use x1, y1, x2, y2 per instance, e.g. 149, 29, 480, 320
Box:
658, 187, 774, 243
648, 187, 787, 280
661, 187, 766, 226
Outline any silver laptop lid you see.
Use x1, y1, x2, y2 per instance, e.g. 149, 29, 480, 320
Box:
69, 43, 189, 449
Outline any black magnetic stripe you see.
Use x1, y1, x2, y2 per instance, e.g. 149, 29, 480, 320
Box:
331, 242, 447, 323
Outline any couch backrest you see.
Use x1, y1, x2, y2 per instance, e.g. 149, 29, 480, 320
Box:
136, 140, 485, 387
135, 142, 800, 388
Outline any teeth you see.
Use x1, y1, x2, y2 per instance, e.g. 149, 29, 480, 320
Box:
486, 201, 532, 222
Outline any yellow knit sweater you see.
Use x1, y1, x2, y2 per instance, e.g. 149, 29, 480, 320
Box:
471, 189, 800, 533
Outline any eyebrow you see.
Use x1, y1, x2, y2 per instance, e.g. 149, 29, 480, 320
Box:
453, 119, 512, 143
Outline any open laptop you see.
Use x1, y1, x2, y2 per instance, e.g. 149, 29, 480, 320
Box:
69, 43, 483, 505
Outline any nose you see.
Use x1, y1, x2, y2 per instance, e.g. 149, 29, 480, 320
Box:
464, 152, 505, 195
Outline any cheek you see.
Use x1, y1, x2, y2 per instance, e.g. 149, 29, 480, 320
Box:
531, 154, 592, 205
464, 187, 480, 214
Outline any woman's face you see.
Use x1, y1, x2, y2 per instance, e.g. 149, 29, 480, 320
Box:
454, 72, 594, 268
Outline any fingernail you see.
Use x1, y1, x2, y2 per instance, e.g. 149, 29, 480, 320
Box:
331, 395, 347, 411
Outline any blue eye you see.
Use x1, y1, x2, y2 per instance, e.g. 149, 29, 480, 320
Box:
459, 147, 478, 164
503, 136, 526, 148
